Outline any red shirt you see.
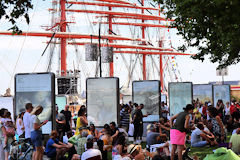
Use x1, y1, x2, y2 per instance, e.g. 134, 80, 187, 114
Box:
230, 105, 237, 115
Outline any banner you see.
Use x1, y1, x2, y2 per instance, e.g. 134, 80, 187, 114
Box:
193, 84, 213, 104
133, 80, 160, 122
213, 85, 230, 107
87, 78, 119, 126
15, 73, 55, 134
0, 97, 14, 119
169, 82, 192, 116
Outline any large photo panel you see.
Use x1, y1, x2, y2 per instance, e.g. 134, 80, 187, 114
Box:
15, 73, 55, 134
213, 85, 231, 107
132, 80, 161, 122
193, 84, 213, 104
169, 82, 192, 116
86, 77, 119, 127
0, 97, 14, 119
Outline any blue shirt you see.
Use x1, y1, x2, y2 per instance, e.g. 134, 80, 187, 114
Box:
45, 138, 59, 154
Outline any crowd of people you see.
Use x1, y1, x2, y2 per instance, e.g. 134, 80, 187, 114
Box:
0, 99, 240, 160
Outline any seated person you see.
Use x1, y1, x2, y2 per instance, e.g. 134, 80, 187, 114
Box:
110, 122, 119, 144
146, 124, 167, 146
76, 130, 88, 155
229, 127, 240, 154
72, 139, 102, 160
127, 144, 152, 160
45, 130, 70, 159
157, 118, 170, 137
191, 123, 217, 147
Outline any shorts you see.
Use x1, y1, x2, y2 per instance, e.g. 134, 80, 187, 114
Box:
46, 148, 57, 158
191, 141, 208, 147
170, 129, 186, 145
31, 130, 42, 147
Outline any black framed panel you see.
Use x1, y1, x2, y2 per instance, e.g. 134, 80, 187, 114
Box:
193, 84, 213, 104
132, 80, 161, 122
213, 84, 231, 107
14, 72, 56, 134
169, 82, 193, 116
86, 77, 119, 127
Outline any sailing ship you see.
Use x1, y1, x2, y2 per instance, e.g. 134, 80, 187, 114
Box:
0, 0, 192, 103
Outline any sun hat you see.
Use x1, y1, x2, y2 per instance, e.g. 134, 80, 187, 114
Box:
127, 144, 138, 154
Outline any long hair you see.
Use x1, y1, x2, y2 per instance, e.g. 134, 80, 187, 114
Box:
31, 106, 43, 115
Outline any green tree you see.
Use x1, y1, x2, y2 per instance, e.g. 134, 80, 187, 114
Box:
158, 0, 240, 68
0, 0, 33, 33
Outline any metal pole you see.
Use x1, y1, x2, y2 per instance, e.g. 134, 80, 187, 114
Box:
99, 23, 102, 77
222, 76, 224, 84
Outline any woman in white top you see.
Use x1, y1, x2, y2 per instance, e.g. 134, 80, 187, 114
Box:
16, 111, 25, 138
30, 106, 48, 160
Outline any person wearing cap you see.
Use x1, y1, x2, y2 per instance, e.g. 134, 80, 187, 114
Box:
16, 109, 25, 138
170, 104, 194, 160
75, 130, 89, 155
45, 130, 70, 159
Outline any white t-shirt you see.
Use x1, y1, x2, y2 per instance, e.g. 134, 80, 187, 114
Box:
16, 118, 24, 136
81, 149, 102, 160
30, 115, 41, 132
191, 128, 203, 145
23, 112, 31, 138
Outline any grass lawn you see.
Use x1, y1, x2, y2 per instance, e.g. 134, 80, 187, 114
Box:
138, 133, 234, 160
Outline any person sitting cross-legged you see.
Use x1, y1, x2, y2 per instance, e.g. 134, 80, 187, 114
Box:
191, 123, 217, 147
45, 130, 70, 159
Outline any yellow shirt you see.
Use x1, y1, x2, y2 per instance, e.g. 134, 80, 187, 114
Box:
194, 108, 201, 119
75, 117, 84, 135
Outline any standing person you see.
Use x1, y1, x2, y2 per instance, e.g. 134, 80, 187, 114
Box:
132, 104, 149, 142
2, 111, 15, 151
225, 102, 231, 123
23, 103, 33, 141
170, 104, 194, 160
120, 105, 130, 132
0, 108, 8, 160
62, 105, 72, 134
75, 107, 88, 135
30, 106, 48, 160
216, 99, 225, 119
16, 109, 25, 138
161, 102, 169, 120
56, 107, 66, 142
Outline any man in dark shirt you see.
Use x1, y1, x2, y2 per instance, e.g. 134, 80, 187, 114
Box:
110, 122, 119, 144
61, 105, 72, 134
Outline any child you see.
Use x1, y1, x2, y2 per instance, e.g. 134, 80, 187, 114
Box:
1, 111, 15, 149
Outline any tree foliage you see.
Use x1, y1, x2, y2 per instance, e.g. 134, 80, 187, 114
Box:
158, 0, 240, 68
0, 0, 33, 33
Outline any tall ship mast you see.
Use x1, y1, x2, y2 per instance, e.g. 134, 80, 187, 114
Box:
0, 0, 192, 99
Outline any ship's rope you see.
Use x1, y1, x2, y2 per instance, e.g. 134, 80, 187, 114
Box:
8, 0, 40, 87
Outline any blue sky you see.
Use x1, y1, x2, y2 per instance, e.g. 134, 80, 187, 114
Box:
0, 0, 239, 95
